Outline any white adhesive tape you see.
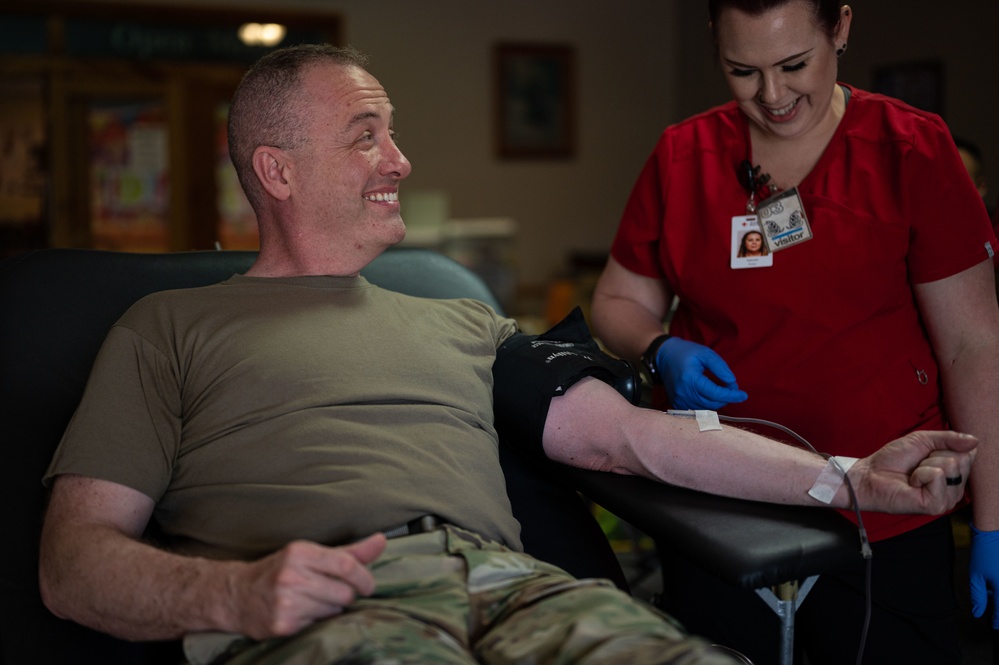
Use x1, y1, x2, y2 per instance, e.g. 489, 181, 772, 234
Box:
694, 410, 722, 432
808, 455, 859, 504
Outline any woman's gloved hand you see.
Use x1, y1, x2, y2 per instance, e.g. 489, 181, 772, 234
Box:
970, 523, 999, 628
655, 337, 748, 411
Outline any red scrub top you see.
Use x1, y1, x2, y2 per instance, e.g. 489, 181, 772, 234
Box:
612, 85, 998, 541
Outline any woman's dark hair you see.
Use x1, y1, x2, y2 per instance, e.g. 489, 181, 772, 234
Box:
708, 0, 843, 41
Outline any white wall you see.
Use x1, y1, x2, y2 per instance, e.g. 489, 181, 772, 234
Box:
336, 1, 681, 289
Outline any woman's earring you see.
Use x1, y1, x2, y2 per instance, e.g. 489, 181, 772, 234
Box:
836, 43, 847, 57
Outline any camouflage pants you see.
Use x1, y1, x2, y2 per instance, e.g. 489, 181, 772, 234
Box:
187, 525, 738, 665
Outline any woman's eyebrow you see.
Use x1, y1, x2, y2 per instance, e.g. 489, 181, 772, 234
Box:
725, 48, 814, 69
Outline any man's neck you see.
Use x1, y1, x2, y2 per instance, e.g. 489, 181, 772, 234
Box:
245, 252, 366, 278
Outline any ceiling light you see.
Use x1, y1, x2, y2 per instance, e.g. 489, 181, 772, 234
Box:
238, 23, 287, 47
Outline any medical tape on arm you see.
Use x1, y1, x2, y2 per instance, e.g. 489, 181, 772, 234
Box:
664, 409, 722, 431
807, 456, 859, 504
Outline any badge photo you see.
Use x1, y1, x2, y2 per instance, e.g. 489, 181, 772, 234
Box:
731, 215, 773, 269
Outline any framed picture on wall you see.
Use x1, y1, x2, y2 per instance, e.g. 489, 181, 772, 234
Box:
873, 61, 943, 116
494, 43, 575, 159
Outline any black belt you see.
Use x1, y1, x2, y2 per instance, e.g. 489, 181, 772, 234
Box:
383, 515, 445, 539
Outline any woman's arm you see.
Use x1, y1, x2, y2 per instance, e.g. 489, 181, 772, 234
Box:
914, 259, 999, 527
591, 256, 673, 363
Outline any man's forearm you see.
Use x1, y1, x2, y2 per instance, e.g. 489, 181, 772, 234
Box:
40, 521, 243, 641
39, 475, 245, 641
544, 377, 975, 515
543, 377, 831, 505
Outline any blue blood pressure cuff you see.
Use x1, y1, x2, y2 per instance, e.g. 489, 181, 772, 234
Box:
492, 307, 640, 458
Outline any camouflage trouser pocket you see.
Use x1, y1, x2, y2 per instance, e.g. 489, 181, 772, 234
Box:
441, 525, 734, 664
444, 524, 574, 590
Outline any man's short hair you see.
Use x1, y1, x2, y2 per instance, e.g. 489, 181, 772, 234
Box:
227, 44, 369, 211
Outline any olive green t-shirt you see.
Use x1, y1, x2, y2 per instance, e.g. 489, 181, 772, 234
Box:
46, 274, 522, 559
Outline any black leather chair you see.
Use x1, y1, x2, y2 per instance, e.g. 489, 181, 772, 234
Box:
0, 247, 627, 665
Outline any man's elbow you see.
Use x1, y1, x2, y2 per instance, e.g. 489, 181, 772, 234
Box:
38, 518, 89, 622
542, 435, 617, 472
543, 380, 640, 471
38, 556, 73, 620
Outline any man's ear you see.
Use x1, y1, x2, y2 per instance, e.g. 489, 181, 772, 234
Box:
251, 146, 292, 202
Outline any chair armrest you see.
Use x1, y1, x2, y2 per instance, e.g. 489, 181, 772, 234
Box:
562, 467, 862, 590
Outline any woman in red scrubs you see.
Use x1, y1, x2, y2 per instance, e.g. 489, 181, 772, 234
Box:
591, 1, 999, 663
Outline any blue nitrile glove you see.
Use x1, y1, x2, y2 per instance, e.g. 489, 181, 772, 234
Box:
970, 523, 999, 628
655, 337, 748, 411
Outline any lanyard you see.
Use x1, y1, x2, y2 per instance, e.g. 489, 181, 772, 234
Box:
739, 160, 776, 214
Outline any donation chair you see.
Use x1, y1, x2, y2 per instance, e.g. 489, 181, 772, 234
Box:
0, 247, 626, 665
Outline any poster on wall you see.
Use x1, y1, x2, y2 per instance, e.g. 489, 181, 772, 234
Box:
494, 43, 575, 159
88, 101, 170, 251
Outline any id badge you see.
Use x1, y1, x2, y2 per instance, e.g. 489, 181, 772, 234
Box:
758, 187, 813, 252
731, 216, 772, 269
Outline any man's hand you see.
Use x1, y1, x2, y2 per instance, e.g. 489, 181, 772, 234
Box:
656, 337, 748, 411
970, 525, 999, 628
850, 430, 977, 514
231, 534, 387, 640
